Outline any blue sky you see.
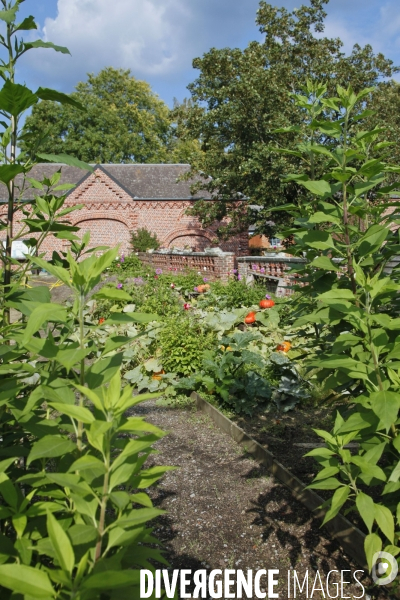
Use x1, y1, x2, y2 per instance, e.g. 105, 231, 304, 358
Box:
11, 0, 400, 107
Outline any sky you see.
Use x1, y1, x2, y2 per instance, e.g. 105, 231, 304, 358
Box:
10, 0, 400, 108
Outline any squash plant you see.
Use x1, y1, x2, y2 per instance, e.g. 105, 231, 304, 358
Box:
274, 81, 400, 570
0, 2, 170, 598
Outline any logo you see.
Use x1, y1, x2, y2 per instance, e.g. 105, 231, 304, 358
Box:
371, 551, 398, 586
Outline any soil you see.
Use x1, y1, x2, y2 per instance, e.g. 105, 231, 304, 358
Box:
131, 401, 384, 600
233, 403, 339, 488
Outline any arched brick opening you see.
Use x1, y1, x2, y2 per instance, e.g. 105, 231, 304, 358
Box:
162, 227, 215, 251
75, 218, 131, 254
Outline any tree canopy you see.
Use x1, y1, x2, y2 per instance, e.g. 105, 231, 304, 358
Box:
175, 0, 398, 238
22, 67, 195, 164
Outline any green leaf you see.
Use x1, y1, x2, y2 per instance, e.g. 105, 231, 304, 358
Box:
94, 287, 132, 301
297, 229, 335, 251
370, 391, 400, 433
313, 466, 339, 481
0, 564, 55, 597
28, 435, 76, 466
0, 164, 26, 186
85, 353, 123, 388
21, 303, 67, 346
105, 312, 159, 325
365, 533, 382, 572
389, 460, 400, 483
322, 486, 350, 525
0, 7, 17, 24
81, 570, 141, 590
37, 153, 93, 172
47, 511, 75, 573
14, 16, 37, 32
35, 87, 84, 110
300, 180, 332, 196
23, 40, 70, 54
307, 477, 342, 490
0, 80, 37, 116
355, 492, 374, 533
49, 403, 95, 424
374, 504, 395, 543
312, 256, 340, 271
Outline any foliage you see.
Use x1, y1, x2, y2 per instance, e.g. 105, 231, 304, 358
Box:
175, 0, 398, 238
0, 3, 170, 597
175, 332, 266, 413
196, 278, 268, 310
107, 254, 149, 276
131, 227, 160, 252
276, 81, 400, 570
22, 67, 175, 164
159, 315, 215, 376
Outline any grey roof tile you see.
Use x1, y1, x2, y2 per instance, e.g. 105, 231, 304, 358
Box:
0, 163, 210, 201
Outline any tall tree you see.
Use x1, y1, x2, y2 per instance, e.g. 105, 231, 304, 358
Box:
22, 67, 178, 164
178, 0, 398, 238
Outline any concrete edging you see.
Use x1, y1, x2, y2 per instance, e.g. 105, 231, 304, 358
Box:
191, 391, 367, 570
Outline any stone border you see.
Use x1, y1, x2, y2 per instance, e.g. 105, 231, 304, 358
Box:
191, 391, 367, 570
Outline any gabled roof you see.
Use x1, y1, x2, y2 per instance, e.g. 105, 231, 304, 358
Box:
0, 163, 210, 201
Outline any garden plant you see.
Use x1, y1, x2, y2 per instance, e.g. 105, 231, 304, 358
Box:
273, 80, 400, 573
0, 2, 171, 598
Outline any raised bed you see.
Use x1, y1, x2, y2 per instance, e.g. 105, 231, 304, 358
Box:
191, 391, 367, 570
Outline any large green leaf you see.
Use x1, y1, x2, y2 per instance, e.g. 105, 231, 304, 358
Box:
300, 179, 332, 196
365, 533, 382, 571
35, 87, 84, 110
28, 435, 76, 465
23, 40, 70, 54
0, 6, 17, 24
105, 312, 159, 325
322, 486, 350, 525
370, 390, 400, 433
94, 287, 132, 301
312, 256, 340, 271
374, 504, 395, 544
37, 153, 93, 172
297, 229, 335, 251
0, 80, 37, 116
47, 511, 75, 573
0, 163, 25, 185
85, 353, 123, 388
49, 403, 95, 424
0, 564, 55, 597
81, 570, 141, 590
21, 303, 67, 346
355, 492, 374, 533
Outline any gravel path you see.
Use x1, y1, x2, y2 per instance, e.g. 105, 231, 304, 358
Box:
132, 401, 380, 600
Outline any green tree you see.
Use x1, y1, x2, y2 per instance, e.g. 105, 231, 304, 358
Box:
179, 0, 398, 238
22, 67, 176, 164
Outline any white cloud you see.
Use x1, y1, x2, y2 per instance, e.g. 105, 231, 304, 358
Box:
31, 0, 191, 81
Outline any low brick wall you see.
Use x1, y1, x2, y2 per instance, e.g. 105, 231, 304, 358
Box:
138, 250, 235, 282
237, 255, 306, 296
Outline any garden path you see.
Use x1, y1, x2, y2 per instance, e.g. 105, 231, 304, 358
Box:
131, 401, 380, 599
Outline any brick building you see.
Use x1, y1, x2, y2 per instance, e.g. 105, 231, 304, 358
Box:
0, 163, 248, 258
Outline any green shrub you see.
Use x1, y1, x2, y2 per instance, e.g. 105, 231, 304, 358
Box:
159, 315, 215, 376
197, 278, 268, 310
131, 227, 160, 251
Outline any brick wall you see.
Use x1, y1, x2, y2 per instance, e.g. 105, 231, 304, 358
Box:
0, 167, 248, 259
138, 251, 235, 282
237, 255, 306, 296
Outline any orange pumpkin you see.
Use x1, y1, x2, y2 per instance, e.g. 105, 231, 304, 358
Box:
259, 299, 275, 309
244, 313, 256, 324
152, 369, 165, 380
276, 341, 291, 353
98, 318, 105, 324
